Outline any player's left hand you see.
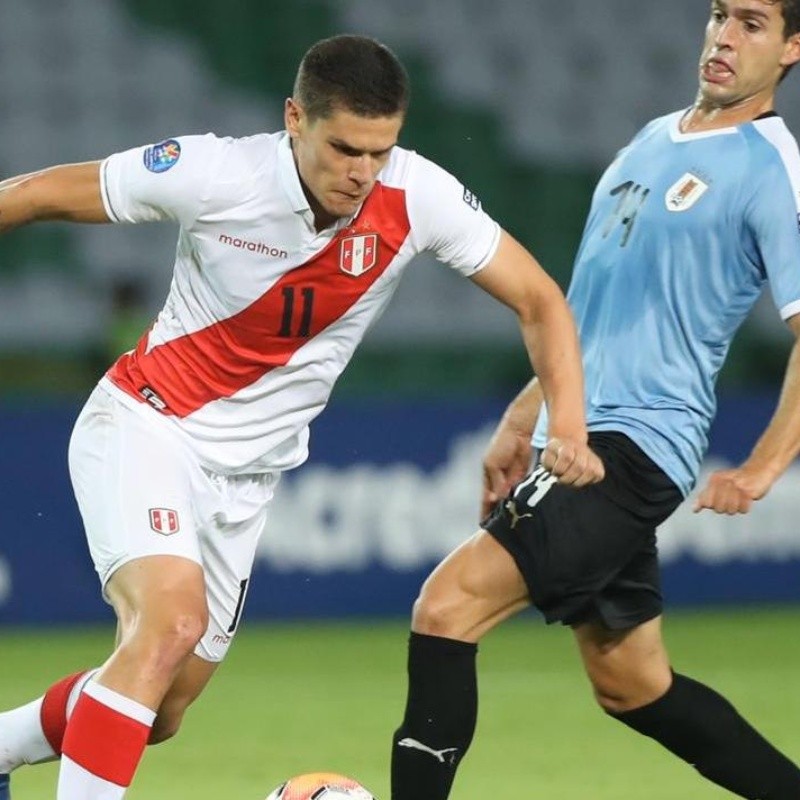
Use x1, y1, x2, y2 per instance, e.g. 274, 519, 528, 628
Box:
692, 466, 773, 515
540, 437, 605, 487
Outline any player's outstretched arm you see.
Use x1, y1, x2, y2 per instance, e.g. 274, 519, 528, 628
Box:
470, 229, 604, 492
694, 313, 800, 515
0, 161, 108, 233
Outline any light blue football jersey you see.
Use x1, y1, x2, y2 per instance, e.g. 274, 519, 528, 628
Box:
534, 110, 800, 496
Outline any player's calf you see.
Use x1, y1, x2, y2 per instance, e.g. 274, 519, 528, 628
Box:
148, 698, 192, 745
150, 651, 220, 744
52, 610, 205, 799
391, 632, 478, 800
610, 673, 800, 799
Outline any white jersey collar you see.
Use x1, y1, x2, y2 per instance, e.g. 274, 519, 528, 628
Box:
277, 132, 313, 214
669, 108, 740, 142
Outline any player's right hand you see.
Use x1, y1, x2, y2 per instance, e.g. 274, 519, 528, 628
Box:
481, 425, 534, 519
693, 464, 772, 515
540, 437, 605, 487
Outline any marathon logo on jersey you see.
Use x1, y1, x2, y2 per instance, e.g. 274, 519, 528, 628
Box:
462, 187, 481, 211
665, 172, 709, 212
340, 233, 378, 276
218, 233, 289, 259
149, 508, 180, 536
143, 139, 181, 173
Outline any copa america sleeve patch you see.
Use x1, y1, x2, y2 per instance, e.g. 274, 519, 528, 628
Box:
143, 139, 182, 173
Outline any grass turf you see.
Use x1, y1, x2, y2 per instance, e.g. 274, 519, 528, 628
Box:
3, 606, 800, 798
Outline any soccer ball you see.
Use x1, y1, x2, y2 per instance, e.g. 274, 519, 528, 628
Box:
265, 772, 375, 800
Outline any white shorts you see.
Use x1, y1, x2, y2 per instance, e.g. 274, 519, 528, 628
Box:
67, 385, 279, 662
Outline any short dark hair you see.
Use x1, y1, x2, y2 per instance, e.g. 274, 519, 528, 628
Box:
771, 0, 800, 80
778, 0, 800, 36
293, 35, 410, 121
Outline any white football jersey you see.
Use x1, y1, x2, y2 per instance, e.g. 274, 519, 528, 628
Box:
98, 132, 501, 474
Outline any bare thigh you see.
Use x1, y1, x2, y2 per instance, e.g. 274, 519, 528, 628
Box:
412, 530, 531, 642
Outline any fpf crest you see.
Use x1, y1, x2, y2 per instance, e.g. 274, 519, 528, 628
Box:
149, 508, 180, 535
340, 234, 378, 276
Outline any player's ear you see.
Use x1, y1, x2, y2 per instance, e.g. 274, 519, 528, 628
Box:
780, 32, 800, 70
285, 98, 305, 139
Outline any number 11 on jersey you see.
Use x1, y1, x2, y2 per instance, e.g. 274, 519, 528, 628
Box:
279, 286, 315, 337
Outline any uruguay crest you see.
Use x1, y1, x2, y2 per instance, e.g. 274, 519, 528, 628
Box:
665, 172, 709, 212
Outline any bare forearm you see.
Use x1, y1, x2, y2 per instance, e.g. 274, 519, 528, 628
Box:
475, 229, 601, 490
0, 162, 108, 233
694, 333, 800, 514
743, 337, 800, 481
500, 376, 543, 436
0, 171, 40, 232
521, 292, 587, 442
468, 229, 588, 440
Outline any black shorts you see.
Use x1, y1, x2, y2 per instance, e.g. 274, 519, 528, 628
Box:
483, 432, 683, 629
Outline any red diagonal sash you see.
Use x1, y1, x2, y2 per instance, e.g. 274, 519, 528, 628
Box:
108, 183, 409, 417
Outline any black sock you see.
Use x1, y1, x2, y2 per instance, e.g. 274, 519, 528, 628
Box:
391, 632, 478, 800
611, 672, 800, 799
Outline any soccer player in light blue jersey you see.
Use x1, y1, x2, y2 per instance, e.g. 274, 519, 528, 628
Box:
392, 1, 800, 798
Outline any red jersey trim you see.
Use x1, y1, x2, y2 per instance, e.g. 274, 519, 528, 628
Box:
107, 183, 410, 418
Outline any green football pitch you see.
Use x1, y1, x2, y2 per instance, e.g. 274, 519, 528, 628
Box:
4, 607, 800, 799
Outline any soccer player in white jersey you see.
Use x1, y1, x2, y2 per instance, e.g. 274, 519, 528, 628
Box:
391, 2, 800, 798
0, 35, 603, 800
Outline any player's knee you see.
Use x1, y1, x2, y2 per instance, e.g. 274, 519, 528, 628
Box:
591, 680, 633, 715
130, 608, 208, 669
411, 590, 467, 639
583, 658, 640, 713
587, 668, 669, 715
159, 610, 207, 655
582, 653, 639, 713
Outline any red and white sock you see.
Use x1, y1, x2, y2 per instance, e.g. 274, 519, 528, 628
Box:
41, 670, 98, 756
0, 669, 95, 773
58, 681, 155, 799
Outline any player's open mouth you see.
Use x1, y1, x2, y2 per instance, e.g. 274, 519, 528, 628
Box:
703, 58, 734, 82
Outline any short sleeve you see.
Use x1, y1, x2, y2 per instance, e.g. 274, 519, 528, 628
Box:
746, 161, 800, 320
405, 154, 501, 276
99, 134, 222, 229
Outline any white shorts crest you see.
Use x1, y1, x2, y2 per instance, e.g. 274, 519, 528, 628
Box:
149, 507, 180, 535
